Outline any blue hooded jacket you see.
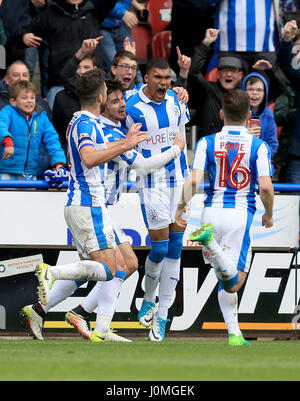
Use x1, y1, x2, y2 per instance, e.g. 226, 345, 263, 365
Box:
241, 72, 278, 157
0, 105, 66, 175
101, 0, 132, 29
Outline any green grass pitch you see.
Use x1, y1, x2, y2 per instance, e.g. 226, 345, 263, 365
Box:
1, 337, 300, 381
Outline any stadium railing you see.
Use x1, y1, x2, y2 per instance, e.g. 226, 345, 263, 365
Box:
0, 180, 299, 192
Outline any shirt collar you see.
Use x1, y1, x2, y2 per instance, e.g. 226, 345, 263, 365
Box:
99, 114, 121, 128
221, 125, 248, 134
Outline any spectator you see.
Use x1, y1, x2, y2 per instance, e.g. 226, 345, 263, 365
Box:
188, 28, 243, 138
0, 60, 50, 116
52, 38, 100, 152
241, 72, 279, 158
168, 0, 216, 76
0, 0, 31, 72
25, 0, 49, 98
273, 74, 296, 181
280, 1, 300, 30
205, 0, 278, 74
0, 80, 66, 181
278, 19, 300, 184
99, 0, 143, 73
22, 0, 117, 109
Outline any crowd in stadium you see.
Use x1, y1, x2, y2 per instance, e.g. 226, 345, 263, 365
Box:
0, 0, 299, 187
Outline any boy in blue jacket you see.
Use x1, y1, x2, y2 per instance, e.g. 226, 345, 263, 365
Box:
0, 80, 66, 180
242, 72, 279, 158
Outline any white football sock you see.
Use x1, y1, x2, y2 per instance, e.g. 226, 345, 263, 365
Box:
144, 256, 164, 303
81, 282, 102, 314
43, 280, 78, 313
49, 260, 112, 282
157, 257, 180, 320
218, 289, 241, 336
95, 271, 125, 333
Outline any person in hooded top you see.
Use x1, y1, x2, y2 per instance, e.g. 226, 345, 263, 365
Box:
242, 72, 279, 158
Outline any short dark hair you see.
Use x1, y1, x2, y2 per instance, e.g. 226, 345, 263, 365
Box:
112, 50, 138, 66
245, 76, 264, 88
222, 89, 250, 123
105, 79, 124, 97
146, 58, 170, 73
8, 80, 36, 99
80, 53, 96, 66
76, 68, 105, 106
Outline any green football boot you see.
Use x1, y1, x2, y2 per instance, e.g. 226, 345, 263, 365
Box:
189, 223, 213, 246
228, 333, 251, 346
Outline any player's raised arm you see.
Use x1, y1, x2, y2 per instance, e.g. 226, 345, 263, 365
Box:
130, 132, 185, 174
80, 123, 149, 168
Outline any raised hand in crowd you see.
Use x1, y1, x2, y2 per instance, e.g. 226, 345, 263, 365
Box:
75, 36, 103, 60
283, 19, 298, 42
123, 36, 136, 55
176, 46, 191, 79
202, 28, 219, 46
252, 59, 273, 70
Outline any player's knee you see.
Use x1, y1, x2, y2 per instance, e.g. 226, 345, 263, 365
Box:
149, 239, 169, 263
166, 231, 184, 259
103, 263, 115, 281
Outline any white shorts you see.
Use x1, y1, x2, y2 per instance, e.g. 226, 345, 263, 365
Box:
64, 205, 116, 259
138, 185, 184, 230
201, 207, 254, 273
109, 207, 130, 245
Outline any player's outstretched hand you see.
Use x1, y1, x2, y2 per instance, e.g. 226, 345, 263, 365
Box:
125, 123, 150, 149
262, 214, 273, 228
173, 132, 185, 151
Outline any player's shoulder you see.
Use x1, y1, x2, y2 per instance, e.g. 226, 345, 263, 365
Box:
75, 112, 101, 135
104, 125, 125, 142
125, 90, 142, 109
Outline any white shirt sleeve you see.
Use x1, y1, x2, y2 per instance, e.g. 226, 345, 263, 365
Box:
191, 138, 207, 171
256, 142, 272, 177
130, 145, 181, 174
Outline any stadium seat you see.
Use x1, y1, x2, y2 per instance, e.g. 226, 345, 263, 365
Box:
145, 0, 172, 35
267, 102, 275, 112
277, 126, 282, 138
204, 67, 218, 82
151, 30, 172, 59
131, 23, 153, 64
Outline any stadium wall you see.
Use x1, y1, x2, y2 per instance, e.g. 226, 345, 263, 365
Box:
0, 191, 299, 338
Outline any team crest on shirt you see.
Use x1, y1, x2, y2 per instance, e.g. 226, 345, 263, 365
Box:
148, 208, 158, 222
172, 104, 181, 117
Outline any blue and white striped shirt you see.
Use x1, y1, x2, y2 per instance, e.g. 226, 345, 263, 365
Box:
100, 115, 138, 205
125, 86, 190, 189
66, 111, 107, 207
207, 0, 276, 52
192, 126, 272, 214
